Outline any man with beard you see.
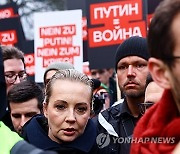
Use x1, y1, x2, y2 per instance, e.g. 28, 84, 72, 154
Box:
94, 36, 150, 154
131, 0, 180, 153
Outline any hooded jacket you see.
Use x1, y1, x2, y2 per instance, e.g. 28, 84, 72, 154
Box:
22, 114, 98, 154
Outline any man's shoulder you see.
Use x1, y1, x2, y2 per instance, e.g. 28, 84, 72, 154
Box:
94, 100, 124, 126
92, 99, 126, 131
111, 99, 124, 107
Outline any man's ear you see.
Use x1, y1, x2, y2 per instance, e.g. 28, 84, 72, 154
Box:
148, 57, 171, 89
43, 102, 48, 118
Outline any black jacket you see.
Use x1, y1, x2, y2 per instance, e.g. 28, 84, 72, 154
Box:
93, 100, 140, 154
22, 114, 98, 154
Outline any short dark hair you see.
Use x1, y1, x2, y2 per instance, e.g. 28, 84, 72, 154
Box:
8, 80, 44, 111
1, 45, 25, 67
148, 0, 180, 66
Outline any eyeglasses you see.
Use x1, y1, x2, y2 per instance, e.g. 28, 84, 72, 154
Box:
163, 56, 180, 61
5, 71, 28, 84
138, 101, 154, 115
171, 56, 180, 59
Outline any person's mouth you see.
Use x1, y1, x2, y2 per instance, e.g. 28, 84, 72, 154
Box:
125, 81, 138, 88
63, 128, 76, 136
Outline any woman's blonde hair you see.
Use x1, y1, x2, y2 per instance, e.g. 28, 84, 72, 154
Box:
45, 69, 93, 105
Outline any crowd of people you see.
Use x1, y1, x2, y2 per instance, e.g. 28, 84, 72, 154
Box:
0, 0, 180, 153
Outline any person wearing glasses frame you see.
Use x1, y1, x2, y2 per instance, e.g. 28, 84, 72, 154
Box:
1, 45, 28, 129
131, 0, 180, 153
1, 45, 27, 93
5, 71, 28, 85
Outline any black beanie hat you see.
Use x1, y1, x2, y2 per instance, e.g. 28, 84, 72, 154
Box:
115, 36, 150, 71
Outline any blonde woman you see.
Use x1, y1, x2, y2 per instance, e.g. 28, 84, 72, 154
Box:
22, 69, 98, 154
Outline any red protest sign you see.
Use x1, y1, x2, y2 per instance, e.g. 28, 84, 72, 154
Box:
88, 0, 146, 48
0, 30, 17, 45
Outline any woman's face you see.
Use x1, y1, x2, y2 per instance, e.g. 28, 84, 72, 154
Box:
44, 79, 91, 143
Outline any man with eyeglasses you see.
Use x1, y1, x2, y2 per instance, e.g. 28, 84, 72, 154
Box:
1, 45, 28, 128
94, 36, 150, 154
131, 0, 180, 153
1, 45, 27, 93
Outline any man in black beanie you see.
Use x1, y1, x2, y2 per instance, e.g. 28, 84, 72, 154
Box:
94, 36, 150, 154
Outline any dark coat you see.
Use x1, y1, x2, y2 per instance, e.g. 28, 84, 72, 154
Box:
93, 100, 140, 154
22, 114, 98, 154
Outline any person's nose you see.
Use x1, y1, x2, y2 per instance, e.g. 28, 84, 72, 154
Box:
127, 65, 136, 77
14, 75, 21, 84
65, 109, 76, 123
20, 116, 28, 127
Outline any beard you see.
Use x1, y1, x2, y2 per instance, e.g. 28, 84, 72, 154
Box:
123, 89, 145, 98
120, 79, 146, 98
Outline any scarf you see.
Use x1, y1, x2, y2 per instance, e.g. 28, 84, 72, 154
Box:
130, 89, 180, 154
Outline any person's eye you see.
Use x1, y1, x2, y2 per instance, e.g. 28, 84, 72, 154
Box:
19, 72, 27, 78
25, 113, 37, 118
12, 114, 21, 118
138, 64, 144, 68
136, 64, 146, 69
5, 74, 15, 78
19, 73, 25, 78
56, 104, 66, 110
118, 65, 127, 70
76, 106, 87, 114
91, 72, 97, 76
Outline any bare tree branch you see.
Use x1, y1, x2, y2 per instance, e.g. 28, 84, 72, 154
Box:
1, 0, 66, 39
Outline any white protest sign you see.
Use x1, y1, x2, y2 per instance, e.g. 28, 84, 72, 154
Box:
34, 10, 83, 82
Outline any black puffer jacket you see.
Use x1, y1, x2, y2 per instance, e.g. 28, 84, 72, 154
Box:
22, 114, 98, 154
